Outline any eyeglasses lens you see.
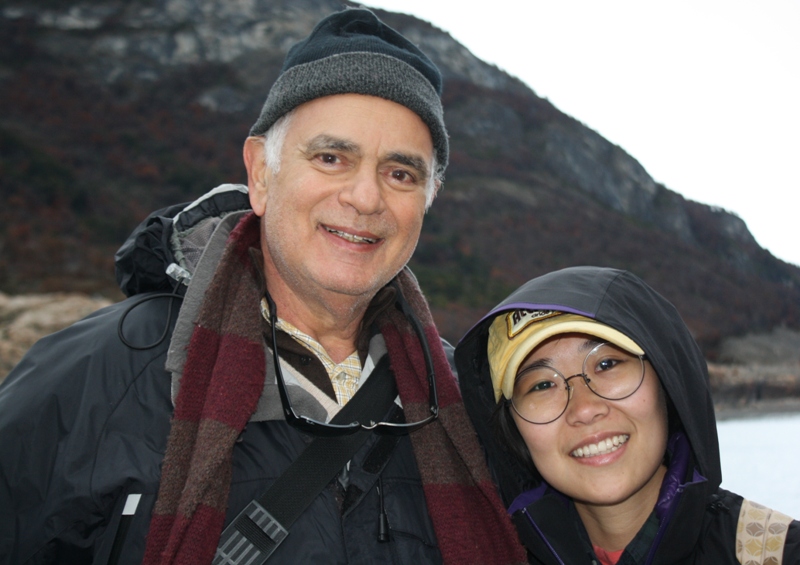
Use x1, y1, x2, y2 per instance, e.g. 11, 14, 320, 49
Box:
511, 343, 645, 424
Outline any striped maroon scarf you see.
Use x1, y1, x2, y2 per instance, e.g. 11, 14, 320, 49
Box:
143, 212, 525, 564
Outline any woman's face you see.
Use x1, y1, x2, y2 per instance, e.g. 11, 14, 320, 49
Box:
511, 334, 669, 513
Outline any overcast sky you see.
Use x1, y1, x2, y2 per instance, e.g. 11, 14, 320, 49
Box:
365, 0, 800, 267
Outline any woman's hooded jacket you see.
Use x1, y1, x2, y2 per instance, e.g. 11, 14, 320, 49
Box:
455, 266, 799, 564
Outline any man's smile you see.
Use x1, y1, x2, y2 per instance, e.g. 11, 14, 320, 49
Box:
323, 224, 380, 244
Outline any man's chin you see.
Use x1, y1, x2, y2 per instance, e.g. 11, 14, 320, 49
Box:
314, 265, 403, 299
319, 277, 390, 299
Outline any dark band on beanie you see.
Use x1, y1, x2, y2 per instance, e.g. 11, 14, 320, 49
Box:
249, 8, 448, 172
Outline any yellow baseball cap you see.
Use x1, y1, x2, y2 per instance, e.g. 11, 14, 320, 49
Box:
487, 310, 644, 402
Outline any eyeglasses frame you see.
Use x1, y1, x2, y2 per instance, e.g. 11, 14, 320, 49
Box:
266, 280, 439, 437
510, 341, 647, 425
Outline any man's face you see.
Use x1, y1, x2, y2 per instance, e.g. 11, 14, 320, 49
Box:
246, 93, 434, 307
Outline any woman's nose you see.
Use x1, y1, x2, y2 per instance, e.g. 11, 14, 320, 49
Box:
564, 374, 609, 425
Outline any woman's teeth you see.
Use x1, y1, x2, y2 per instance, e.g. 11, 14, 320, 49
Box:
326, 227, 377, 244
571, 435, 629, 458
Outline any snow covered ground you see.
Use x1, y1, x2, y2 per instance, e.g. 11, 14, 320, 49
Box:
717, 412, 800, 519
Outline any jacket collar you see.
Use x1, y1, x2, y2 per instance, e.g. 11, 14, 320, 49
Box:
510, 433, 712, 564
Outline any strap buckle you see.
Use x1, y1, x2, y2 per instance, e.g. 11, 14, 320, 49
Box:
213, 500, 288, 565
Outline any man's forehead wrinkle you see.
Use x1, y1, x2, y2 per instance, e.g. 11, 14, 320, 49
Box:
304, 134, 361, 155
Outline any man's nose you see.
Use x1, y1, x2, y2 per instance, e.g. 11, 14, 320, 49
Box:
338, 168, 384, 215
564, 374, 609, 425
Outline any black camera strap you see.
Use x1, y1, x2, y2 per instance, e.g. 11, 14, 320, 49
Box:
213, 355, 398, 565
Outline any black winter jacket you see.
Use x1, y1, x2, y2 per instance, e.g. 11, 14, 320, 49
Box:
454, 266, 800, 564
0, 185, 445, 564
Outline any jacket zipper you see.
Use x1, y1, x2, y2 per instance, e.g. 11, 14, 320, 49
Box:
522, 507, 567, 565
644, 484, 685, 564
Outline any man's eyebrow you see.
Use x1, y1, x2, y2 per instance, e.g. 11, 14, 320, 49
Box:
384, 152, 430, 180
304, 134, 361, 155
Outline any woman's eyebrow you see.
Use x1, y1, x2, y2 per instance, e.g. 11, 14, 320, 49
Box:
580, 338, 603, 352
516, 357, 553, 378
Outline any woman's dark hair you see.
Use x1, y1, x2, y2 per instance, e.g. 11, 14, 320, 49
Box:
491, 399, 542, 482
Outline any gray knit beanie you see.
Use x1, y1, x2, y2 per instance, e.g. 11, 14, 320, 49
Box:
249, 8, 448, 171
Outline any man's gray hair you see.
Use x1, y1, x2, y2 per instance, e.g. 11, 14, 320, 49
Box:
263, 111, 295, 175
261, 111, 441, 210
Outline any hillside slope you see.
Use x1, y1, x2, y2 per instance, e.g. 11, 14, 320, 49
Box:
1, 0, 798, 352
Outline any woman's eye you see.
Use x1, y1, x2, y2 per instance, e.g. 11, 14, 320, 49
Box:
517, 377, 557, 396
531, 380, 556, 392
596, 358, 620, 372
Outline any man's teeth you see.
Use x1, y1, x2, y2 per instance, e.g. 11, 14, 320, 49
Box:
571, 435, 629, 458
326, 227, 377, 244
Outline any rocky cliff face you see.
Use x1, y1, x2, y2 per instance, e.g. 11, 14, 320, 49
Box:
0, 0, 724, 242
2, 0, 799, 350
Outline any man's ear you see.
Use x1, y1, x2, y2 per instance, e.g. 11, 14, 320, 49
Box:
243, 136, 269, 216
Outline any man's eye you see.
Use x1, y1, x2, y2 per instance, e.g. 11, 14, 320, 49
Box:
316, 153, 340, 165
390, 169, 416, 184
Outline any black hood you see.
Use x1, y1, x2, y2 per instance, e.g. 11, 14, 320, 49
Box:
454, 266, 721, 505
114, 184, 251, 297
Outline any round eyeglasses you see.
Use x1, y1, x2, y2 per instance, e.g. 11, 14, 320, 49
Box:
510, 342, 646, 424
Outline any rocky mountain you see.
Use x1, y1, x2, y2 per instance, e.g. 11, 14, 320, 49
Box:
2, 0, 799, 355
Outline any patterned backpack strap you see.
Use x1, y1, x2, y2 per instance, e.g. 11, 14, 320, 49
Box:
736, 498, 793, 564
